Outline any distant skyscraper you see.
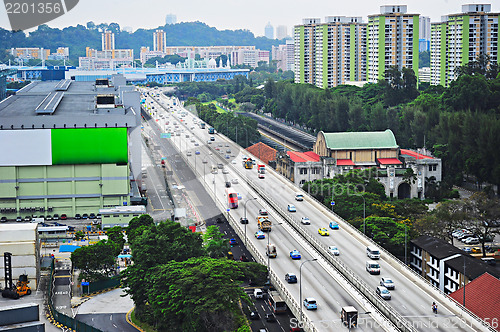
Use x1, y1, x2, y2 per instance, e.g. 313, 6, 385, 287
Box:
153, 30, 167, 53
101, 30, 115, 50
276, 25, 287, 39
419, 16, 431, 40
265, 22, 274, 39
165, 14, 177, 25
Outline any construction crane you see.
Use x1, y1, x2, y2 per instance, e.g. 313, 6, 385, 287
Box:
2, 252, 31, 299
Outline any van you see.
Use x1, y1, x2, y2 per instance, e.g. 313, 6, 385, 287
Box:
254, 288, 264, 299
366, 246, 380, 259
366, 261, 380, 275
295, 192, 304, 201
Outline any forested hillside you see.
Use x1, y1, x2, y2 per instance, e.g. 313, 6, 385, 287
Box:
0, 21, 284, 63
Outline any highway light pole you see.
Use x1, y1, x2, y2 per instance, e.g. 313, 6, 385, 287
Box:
359, 195, 366, 234
299, 258, 318, 324
243, 197, 257, 246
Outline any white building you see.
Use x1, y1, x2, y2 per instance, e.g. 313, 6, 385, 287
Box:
165, 14, 177, 25
272, 40, 295, 72
265, 22, 274, 39
276, 25, 288, 39
231, 49, 269, 67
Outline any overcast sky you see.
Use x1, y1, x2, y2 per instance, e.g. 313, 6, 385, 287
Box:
1, 0, 499, 37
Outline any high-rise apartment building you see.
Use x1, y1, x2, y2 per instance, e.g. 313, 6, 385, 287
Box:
165, 14, 177, 25
102, 30, 115, 50
153, 30, 167, 53
367, 5, 419, 83
294, 17, 366, 87
294, 18, 320, 84
430, 4, 499, 87
276, 25, 288, 39
419, 16, 431, 40
272, 40, 295, 72
265, 22, 274, 39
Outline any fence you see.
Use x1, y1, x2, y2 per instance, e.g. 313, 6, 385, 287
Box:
83, 276, 121, 295
48, 259, 103, 332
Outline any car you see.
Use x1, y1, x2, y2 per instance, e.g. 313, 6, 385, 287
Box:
231, 178, 238, 184
303, 297, 317, 310
52, 214, 59, 220
462, 247, 472, 253
258, 173, 265, 179
240, 254, 249, 262
229, 238, 237, 246
471, 247, 482, 254
285, 273, 298, 283
222, 168, 229, 174
225, 155, 230, 159
318, 228, 329, 236
237, 193, 242, 200
215, 147, 220, 151
89, 213, 96, 219
225, 181, 231, 188
226, 149, 231, 154
16, 216, 22, 222
290, 250, 301, 259
249, 311, 260, 320
376, 286, 392, 300
265, 313, 277, 322
60, 214, 67, 220
254, 288, 264, 299
23, 216, 31, 222
240, 217, 249, 224
328, 245, 340, 255
202, 159, 208, 164
465, 237, 480, 245
255, 231, 265, 239
287, 204, 296, 212
259, 209, 268, 216
231, 160, 236, 164
45, 215, 52, 221
82, 213, 89, 219
186, 151, 192, 156
380, 277, 395, 290
0, 217, 6, 223
225, 144, 230, 147
301, 217, 311, 225
329, 221, 339, 229
195, 151, 200, 155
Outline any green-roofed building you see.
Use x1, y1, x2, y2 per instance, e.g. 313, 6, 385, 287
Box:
314, 129, 399, 164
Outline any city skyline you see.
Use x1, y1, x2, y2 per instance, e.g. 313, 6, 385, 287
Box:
1, 0, 499, 37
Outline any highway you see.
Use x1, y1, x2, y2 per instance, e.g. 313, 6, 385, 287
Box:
141, 88, 489, 332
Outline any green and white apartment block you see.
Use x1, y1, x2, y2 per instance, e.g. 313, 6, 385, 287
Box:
0, 76, 142, 221
294, 5, 419, 88
430, 4, 499, 87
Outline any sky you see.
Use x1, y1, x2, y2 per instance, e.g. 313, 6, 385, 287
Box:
1, 0, 499, 37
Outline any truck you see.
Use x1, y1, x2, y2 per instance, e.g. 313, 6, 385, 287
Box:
341, 306, 358, 328
243, 158, 253, 169
208, 127, 215, 134
266, 244, 277, 258
257, 216, 272, 232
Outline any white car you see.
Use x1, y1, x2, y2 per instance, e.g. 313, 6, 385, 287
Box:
231, 178, 238, 184
380, 277, 395, 290
222, 168, 229, 174
301, 217, 311, 225
328, 245, 340, 255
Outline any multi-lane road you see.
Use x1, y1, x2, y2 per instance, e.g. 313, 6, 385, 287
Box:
141, 88, 490, 332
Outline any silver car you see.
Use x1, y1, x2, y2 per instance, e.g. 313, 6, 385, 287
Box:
380, 277, 395, 290
376, 286, 391, 300
328, 245, 340, 256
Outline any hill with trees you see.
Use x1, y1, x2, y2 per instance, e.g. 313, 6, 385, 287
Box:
0, 21, 286, 64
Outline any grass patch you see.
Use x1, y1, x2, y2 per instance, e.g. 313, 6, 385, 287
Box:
130, 308, 157, 332
202, 100, 226, 113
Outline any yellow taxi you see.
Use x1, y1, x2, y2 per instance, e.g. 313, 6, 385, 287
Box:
318, 228, 329, 236
471, 247, 482, 254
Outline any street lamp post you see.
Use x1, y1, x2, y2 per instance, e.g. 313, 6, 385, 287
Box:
299, 258, 318, 324
243, 197, 257, 246
359, 195, 366, 234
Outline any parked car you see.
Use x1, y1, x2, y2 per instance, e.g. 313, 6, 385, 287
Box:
52, 214, 59, 220
380, 277, 395, 290
462, 247, 472, 253
303, 298, 317, 310
301, 217, 311, 225
0, 217, 7, 223
45, 215, 52, 221
60, 214, 67, 220
318, 228, 329, 236
376, 286, 391, 300
465, 237, 480, 245
328, 245, 340, 255
75, 213, 81, 220
16, 216, 22, 222
285, 273, 298, 283
290, 250, 301, 260
329, 221, 339, 230
89, 213, 96, 219
82, 213, 89, 219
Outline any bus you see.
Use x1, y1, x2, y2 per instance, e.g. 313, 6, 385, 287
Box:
225, 189, 239, 209
268, 291, 287, 314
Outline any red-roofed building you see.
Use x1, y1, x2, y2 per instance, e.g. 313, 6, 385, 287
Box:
449, 273, 500, 331
245, 142, 277, 166
276, 150, 323, 186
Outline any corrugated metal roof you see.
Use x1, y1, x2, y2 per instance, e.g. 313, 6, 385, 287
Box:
377, 158, 402, 165
321, 129, 398, 150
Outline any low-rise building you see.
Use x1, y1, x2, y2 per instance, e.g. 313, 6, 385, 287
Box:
276, 151, 322, 186
410, 235, 500, 294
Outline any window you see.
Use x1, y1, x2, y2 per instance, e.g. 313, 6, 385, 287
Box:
300, 168, 308, 175
113, 215, 119, 218
429, 164, 437, 171
104, 215, 110, 218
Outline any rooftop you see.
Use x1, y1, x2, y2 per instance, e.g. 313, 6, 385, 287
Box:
287, 151, 321, 163
411, 235, 463, 259
449, 273, 500, 328
246, 142, 277, 165
320, 129, 398, 151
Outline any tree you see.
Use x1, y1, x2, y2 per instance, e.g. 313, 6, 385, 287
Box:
106, 226, 125, 256
74, 230, 85, 241
203, 225, 230, 258
127, 214, 154, 243
71, 240, 117, 281
86, 21, 96, 30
